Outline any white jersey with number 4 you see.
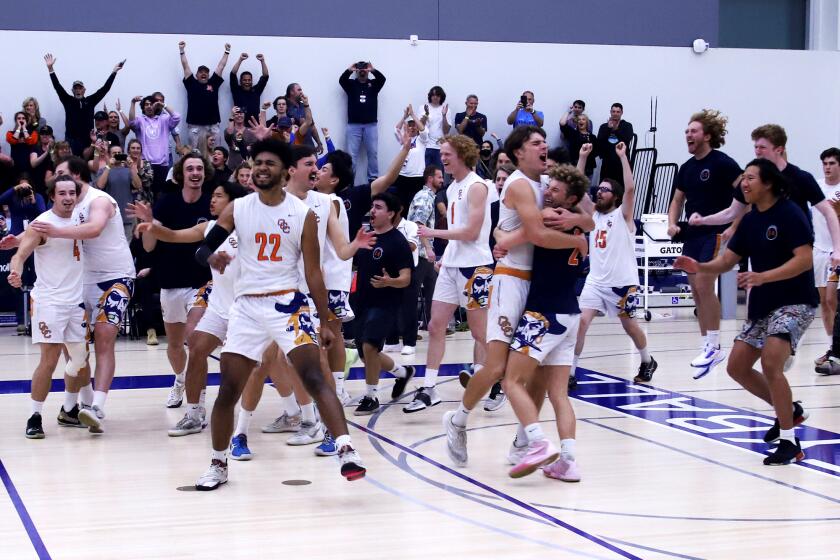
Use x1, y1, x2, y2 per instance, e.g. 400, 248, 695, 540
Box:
496, 169, 544, 271
441, 171, 493, 267
73, 186, 135, 283
233, 192, 312, 298
813, 179, 840, 253
587, 207, 638, 288
31, 210, 84, 305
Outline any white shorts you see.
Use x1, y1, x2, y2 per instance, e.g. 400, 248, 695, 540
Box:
433, 264, 494, 309
579, 282, 639, 318
328, 289, 355, 322
31, 300, 87, 344
194, 307, 229, 342
814, 249, 834, 288
222, 291, 317, 362
160, 287, 200, 324
511, 311, 580, 366
486, 269, 530, 344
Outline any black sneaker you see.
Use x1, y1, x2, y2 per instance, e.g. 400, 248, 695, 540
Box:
634, 356, 658, 383
353, 395, 380, 416
458, 367, 473, 388
26, 413, 45, 439
763, 437, 804, 465
763, 401, 808, 443
568, 374, 578, 391
57, 404, 84, 427
391, 365, 415, 400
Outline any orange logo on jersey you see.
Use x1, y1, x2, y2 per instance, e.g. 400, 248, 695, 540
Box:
38, 321, 52, 339
497, 315, 513, 338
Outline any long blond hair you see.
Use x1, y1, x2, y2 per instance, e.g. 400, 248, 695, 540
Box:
22, 97, 42, 127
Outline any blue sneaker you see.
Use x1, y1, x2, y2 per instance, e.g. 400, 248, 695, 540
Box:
229, 434, 253, 461
315, 430, 338, 456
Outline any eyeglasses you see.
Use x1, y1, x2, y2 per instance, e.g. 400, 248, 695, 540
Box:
597, 186, 613, 193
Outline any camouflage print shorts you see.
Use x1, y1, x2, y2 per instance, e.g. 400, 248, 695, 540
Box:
735, 304, 816, 354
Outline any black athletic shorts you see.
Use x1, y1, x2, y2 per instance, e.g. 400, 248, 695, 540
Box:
354, 306, 398, 360
681, 232, 723, 263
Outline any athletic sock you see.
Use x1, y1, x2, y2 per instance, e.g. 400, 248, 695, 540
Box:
92, 390, 107, 411
571, 354, 580, 377
638, 346, 651, 363
514, 424, 528, 447
524, 422, 545, 443
560, 438, 576, 460
279, 394, 301, 416
388, 364, 407, 378
210, 449, 227, 463
198, 389, 206, 408
300, 403, 317, 424
473, 363, 484, 374
779, 428, 795, 443
335, 434, 352, 449
64, 391, 78, 411
31, 399, 44, 415
235, 406, 253, 436
186, 403, 201, 420
452, 403, 470, 427
332, 371, 345, 391
366, 384, 378, 398
79, 383, 94, 407
707, 330, 720, 348
424, 368, 439, 389
175, 368, 185, 385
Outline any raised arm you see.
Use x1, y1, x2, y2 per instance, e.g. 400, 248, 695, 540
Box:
371, 127, 412, 195
257, 53, 269, 77
215, 43, 231, 77
616, 142, 635, 227
88, 63, 120, 105
230, 52, 247, 79
45, 54, 72, 103
178, 41, 192, 78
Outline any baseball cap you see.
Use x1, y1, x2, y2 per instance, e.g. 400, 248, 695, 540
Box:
94, 111, 108, 121
72, 80, 85, 88
277, 116, 293, 128
39, 125, 54, 136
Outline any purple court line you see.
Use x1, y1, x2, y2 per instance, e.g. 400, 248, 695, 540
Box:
0, 459, 52, 560
345, 419, 642, 560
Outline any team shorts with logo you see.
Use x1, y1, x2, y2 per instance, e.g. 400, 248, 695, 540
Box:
84, 277, 134, 327
814, 249, 835, 288
735, 304, 815, 355
486, 268, 530, 344
192, 281, 213, 309
433, 264, 494, 309
510, 309, 580, 366
328, 289, 355, 322
31, 300, 87, 344
580, 283, 639, 318
160, 287, 200, 324
194, 307, 229, 342
222, 291, 317, 362
682, 233, 723, 263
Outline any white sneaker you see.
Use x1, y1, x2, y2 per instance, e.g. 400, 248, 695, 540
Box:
168, 414, 204, 437
166, 381, 185, 408
261, 412, 302, 433
195, 461, 228, 491
483, 382, 507, 412
337, 387, 353, 406
690, 344, 724, 368
443, 411, 468, 466
286, 421, 325, 445
400, 345, 416, 356
383, 344, 402, 353
78, 405, 105, 434
506, 439, 528, 465
691, 345, 727, 379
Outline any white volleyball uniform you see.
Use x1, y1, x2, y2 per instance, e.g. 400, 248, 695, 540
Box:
579, 207, 640, 318
195, 220, 239, 341
30, 210, 86, 344
323, 193, 355, 321
813, 179, 840, 287
487, 170, 543, 343
433, 171, 494, 309
222, 193, 317, 362
292, 189, 332, 330
73, 186, 136, 327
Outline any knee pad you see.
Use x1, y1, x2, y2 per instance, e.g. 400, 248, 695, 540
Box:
64, 342, 89, 377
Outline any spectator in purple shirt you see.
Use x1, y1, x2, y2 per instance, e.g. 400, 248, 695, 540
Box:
129, 95, 181, 198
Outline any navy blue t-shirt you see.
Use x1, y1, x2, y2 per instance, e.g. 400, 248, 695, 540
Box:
734, 162, 824, 225
676, 149, 742, 238
727, 198, 818, 320
354, 227, 414, 308
525, 234, 583, 314
337, 184, 373, 240
152, 190, 212, 289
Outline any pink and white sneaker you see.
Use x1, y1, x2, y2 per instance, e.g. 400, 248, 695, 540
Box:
542, 455, 581, 482
508, 439, 559, 479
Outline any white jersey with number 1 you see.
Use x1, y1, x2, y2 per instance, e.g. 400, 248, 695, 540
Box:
441, 171, 493, 267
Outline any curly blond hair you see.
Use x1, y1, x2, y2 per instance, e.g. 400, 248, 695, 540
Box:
689, 109, 728, 149
441, 134, 480, 168
546, 164, 590, 204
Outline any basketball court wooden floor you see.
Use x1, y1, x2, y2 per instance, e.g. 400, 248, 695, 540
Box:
1, 307, 839, 559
